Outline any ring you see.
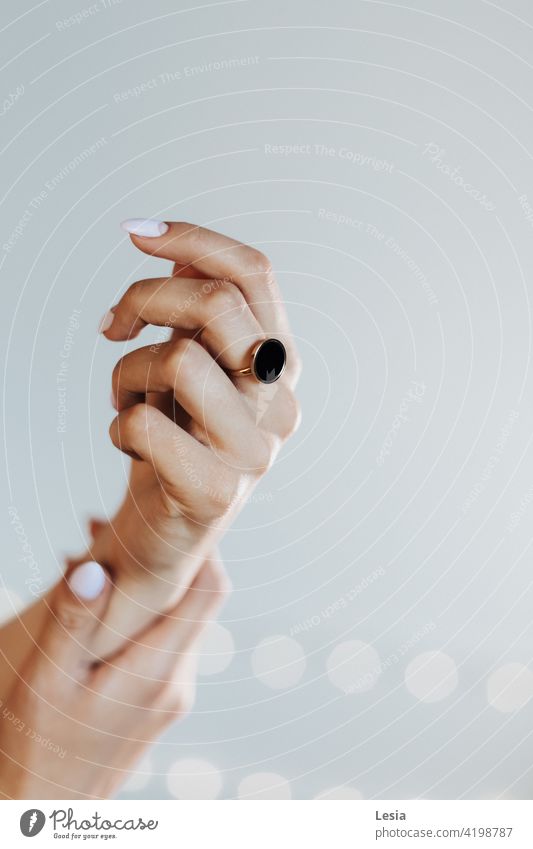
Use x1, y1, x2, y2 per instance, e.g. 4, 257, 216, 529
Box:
229, 338, 287, 384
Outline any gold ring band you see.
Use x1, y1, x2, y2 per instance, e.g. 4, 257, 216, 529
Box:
230, 366, 253, 377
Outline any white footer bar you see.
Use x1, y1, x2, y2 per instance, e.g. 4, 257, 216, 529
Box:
2, 799, 531, 847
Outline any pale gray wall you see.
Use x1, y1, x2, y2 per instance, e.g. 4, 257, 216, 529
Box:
2, 0, 533, 799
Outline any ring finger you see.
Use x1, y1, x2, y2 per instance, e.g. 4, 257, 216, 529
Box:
112, 337, 264, 459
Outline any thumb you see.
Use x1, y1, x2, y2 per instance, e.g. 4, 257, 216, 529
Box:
35, 561, 111, 679
64, 518, 108, 572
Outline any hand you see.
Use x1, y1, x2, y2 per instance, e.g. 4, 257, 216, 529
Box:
92, 221, 301, 655
0, 556, 228, 799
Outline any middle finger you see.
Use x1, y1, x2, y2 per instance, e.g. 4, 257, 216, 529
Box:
103, 275, 265, 374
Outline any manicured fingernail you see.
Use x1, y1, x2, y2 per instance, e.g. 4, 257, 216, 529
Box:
68, 561, 107, 600
121, 218, 169, 237
99, 310, 115, 333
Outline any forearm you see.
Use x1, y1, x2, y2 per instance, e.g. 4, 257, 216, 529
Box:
0, 587, 53, 701
0, 527, 208, 697
0, 557, 226, 801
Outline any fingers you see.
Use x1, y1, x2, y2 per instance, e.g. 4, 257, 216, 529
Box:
165, 551, 231, 652
98, 554, 230, 702
108, 402, 236, 512
88, 518, 106, 539
104, 223, 301, 486
126, 553, 229, 663
112, 338, 261, 457
30, 562, 111, 684
102, 276, 266, 373
120, 219, 291, 340
65, 518, 108, 572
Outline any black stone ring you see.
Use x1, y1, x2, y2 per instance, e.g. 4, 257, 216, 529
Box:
229, 338, 286, 384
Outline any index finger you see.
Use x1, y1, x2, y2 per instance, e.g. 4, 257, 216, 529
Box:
30, 562, 111, 687
96, 554, 230, 699
121, 219, 291, 339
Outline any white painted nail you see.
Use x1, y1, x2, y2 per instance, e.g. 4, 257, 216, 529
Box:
121, 218, 169, 237
99, 310, 115, 333
68, 561, 107, 600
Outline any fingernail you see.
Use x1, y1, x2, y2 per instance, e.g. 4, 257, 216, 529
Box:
99, 309, 115, 333
121, 218, 169, 237
68, 561, 107, 600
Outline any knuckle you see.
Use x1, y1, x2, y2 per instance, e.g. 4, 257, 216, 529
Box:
157, 679, 195, 718
248, 249, 273, 276
120, 403, 152, 441
279, 392, 301, 439
111, 354, 127, 395
171, 221, 205, 256
202, 468, 241, 520
164, 337, 198, 382
252, 432, 275, 475
55, 604, 88, 634
135, 659, 164, 709
177, 220, 201, 240
289, 353, 303, 384
171, 686, 195, 718
122, 279, 144, 312
209, 561, 232, 598
205, 281, 245, 319
170, 695, 193, 720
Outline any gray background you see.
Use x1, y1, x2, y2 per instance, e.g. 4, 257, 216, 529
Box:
2, 0, 533, 800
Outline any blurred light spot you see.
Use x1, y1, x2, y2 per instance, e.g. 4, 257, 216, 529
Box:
251, 635, 306, 689
198, 621, 235, 676
405, 651, 458, 703
326, 640, 381, 693
166, 758, 222, 799
316, 785, 363, 799
487, 663, 533, 713
238, 772, 291, 799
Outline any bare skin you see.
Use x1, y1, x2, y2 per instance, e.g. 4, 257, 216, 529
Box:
0, 222, 300, 724
0, 556, 228, 799
0, 221, 299, 798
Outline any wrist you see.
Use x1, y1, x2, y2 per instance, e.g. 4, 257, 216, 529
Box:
89, 506, 206, 579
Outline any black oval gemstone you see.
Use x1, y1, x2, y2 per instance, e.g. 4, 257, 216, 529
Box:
253, 339, 286, 384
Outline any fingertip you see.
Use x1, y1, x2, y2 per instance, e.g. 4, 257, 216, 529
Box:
33, 562, 112, 674
99, 308, 116, 335
88, 517, 106, 539
107, 326, 142, 344
121, 218, 169, 238
67, 561, 108, 602
108, 414, 119, 445
108, 412, 143, 461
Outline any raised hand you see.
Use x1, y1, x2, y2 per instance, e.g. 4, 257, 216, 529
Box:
90, 221, 301, 656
